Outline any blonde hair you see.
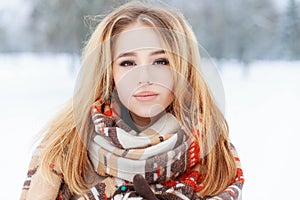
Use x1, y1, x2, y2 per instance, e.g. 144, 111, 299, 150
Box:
39, 0, 236, 196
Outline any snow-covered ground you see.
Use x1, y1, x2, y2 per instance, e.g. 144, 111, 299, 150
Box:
0, 53, 299, 199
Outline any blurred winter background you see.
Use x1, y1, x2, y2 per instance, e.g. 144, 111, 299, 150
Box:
1, 0, 300, 199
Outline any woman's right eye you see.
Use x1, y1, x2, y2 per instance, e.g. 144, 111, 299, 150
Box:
120, 60, 136, 67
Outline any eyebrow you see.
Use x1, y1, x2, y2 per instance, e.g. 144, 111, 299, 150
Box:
116, 49, 165, 59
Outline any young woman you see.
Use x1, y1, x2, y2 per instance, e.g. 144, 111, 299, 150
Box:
21, 1, 244, 199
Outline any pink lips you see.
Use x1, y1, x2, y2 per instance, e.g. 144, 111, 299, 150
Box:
133, 91, 158, 101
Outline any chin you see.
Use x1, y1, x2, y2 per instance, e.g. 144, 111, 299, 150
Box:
132, 110, 154, 118
131, 107, 166, 118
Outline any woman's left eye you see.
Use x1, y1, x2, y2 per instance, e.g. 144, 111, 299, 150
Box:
153, 59, 169, 65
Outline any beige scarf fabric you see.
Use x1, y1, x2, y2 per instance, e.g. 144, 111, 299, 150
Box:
20, 99, 244, 199
89, 100, 191, 185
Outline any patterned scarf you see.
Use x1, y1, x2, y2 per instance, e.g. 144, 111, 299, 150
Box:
88, 99, 193, 185
20, 98, 244, 200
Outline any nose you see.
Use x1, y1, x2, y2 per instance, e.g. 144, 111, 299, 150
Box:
137, 65, 151, 85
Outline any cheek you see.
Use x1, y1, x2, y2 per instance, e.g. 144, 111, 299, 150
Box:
113, 70, 136, 106
116, 87, 133, 107
112, 65, 119, 85
150, 67, 174, 91
165, 89, 175, 105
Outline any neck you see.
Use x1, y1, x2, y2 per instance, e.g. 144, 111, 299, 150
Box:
130, 111, 165, 131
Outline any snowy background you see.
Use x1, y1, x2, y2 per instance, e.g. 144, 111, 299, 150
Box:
1, 53, 300, 199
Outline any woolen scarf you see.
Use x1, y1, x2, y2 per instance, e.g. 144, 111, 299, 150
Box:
20, 98, 244, 200
88, 99, 192, 185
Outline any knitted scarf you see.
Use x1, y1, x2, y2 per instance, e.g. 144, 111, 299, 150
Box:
89, 99, 193, 185
20, 98, 244, 200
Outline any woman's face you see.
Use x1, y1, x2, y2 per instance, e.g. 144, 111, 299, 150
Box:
112, 23, 174, 119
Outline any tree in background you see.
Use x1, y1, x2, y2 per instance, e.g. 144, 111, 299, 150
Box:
28, 0, 123, 54
281, 0, 300, 60
0, 0, 299, 61
179, 0, 279, 64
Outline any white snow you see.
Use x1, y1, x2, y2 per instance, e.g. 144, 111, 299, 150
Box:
0, 53, 78, 198
0, 53, 299, 199
222, 60, 300, 199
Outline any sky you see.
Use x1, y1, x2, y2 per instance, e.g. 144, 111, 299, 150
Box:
0, 0, 22, 8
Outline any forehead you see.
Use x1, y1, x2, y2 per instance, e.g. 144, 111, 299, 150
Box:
113, 23, 164, 57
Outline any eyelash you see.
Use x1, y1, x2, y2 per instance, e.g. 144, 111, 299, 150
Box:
119, 58, 169, 67
153, 59, 169, 65
120, 60, 136, 67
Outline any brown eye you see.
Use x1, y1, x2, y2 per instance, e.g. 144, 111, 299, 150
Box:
120, 60, 136, 67
153, 59, 169, 65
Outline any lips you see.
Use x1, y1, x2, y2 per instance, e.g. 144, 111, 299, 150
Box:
133, 91, 158, 101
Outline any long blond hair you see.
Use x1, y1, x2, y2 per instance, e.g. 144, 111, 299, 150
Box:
40, 0, 236, 196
